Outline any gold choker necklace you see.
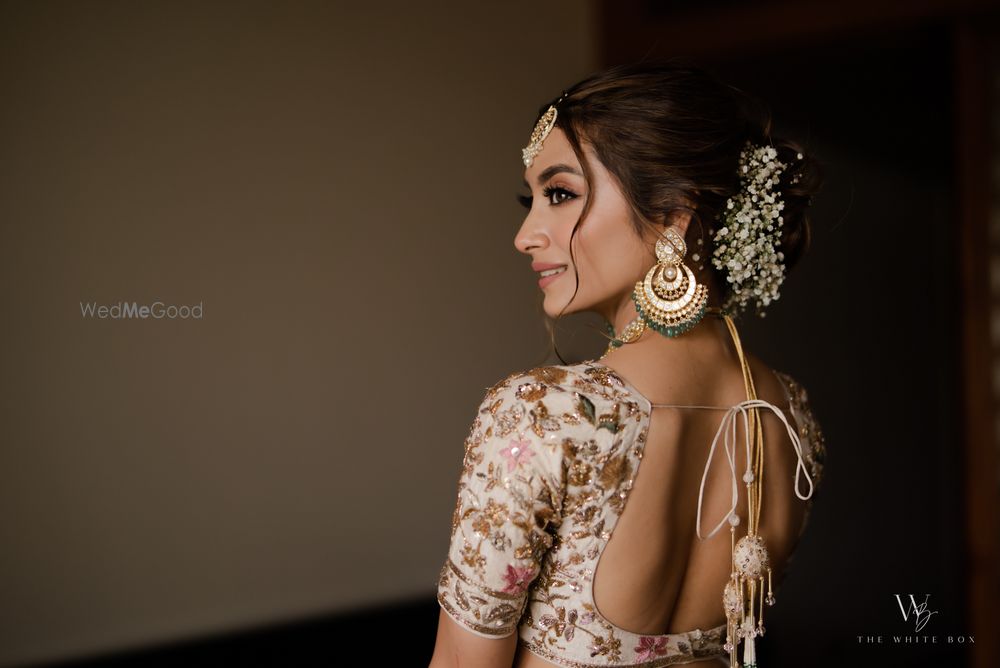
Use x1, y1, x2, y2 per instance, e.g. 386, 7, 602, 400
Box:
600, 306, 727, 360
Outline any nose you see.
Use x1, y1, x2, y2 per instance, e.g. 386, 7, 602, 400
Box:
514, 208, 549, 256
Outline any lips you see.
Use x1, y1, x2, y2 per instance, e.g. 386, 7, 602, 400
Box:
535, 264, 568, 289
531, 261, 566, 272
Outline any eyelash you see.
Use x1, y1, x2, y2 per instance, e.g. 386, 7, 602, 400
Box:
516, 186, 578, 210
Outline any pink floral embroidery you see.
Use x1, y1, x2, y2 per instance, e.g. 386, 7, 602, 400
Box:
539, 607, 594, 641
499, 437, 535, 472
501, 563, 536, 594
634, 636, 669, 660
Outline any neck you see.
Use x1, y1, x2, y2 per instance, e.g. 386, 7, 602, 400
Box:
601, 295, 736, 365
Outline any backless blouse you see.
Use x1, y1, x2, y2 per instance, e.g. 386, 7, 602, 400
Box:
436, 360, 826, 667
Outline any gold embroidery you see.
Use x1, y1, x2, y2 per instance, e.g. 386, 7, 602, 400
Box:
774, 370, 827, 488
597, 452, 627, 490
438, 364, 733, 665
531, 400, 562, 437
582, 364, 617, 389
517, 382, 548, 402
568, 461, 591, 486
596, 401, 624, 434
528, 366, 569, 385
495, 402, 526, 436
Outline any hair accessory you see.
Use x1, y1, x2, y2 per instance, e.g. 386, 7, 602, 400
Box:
520, 91, 570, 168
712, 141, 789, 318
521, 105, 558, 168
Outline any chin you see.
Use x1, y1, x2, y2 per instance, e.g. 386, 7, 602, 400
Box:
541, 292, 588, 319
541, 295, 568, 319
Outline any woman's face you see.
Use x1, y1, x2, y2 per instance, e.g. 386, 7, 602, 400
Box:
515, 126, 656, 321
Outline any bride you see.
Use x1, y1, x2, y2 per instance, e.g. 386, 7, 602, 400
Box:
430, 59, 827, 668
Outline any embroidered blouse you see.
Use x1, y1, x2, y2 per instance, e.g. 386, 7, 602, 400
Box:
436, 360, 826, 667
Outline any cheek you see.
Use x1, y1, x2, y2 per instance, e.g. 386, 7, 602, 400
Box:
579, 217, 648, 282
554, 222, 576, 251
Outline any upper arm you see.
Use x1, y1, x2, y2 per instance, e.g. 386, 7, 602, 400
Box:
432, 371, 567, 665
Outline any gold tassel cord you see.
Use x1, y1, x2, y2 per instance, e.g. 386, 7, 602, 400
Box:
604, 302, 808, 667
720, 312, 770, 668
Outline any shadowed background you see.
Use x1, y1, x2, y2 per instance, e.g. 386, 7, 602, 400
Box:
0, 1, 997, 667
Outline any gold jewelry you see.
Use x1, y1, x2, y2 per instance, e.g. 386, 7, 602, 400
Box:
599, 228, 712, 359
521, 105, 558, 167
599, 316, 646, 360
632, 226, 709, 337
720, 312, 770, 668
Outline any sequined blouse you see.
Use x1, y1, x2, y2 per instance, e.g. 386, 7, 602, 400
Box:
436, 360, 826, 667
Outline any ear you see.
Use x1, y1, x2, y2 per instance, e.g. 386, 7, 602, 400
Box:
663, 208, 693, 238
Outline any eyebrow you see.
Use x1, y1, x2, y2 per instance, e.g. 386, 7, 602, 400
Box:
522, 163, 583, 188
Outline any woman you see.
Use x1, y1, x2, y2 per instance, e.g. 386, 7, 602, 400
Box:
429, 60, 827, 668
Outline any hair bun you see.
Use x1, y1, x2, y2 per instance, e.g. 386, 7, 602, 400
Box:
768, 135, 823, 275
545, 60, 824, 319
736, 91, 825, 276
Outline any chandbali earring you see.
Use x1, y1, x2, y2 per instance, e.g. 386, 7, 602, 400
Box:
632, 225, 709, 337
600, 226, 709, 360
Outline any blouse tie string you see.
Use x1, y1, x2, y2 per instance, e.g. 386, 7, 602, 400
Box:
651, 398, 815, 541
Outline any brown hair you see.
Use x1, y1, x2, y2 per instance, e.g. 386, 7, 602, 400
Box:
530, 58, 824, 363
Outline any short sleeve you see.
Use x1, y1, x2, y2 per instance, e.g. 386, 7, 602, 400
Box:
436, 371, 567, 638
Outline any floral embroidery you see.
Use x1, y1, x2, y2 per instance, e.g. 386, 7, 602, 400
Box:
530, 401, 562, 436
494, 402, 526, 437
500, 437, 536, 471
635, 636, 669, 660
538, 606, 594, 641
517, 382, 548, 402
438, 362, 824, 664
587, 634, 623, 662
502, 563, 538, 594
596, 401, 624, 434
528, 366, 569, 385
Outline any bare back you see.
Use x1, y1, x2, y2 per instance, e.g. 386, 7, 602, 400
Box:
599, 348, 807, 622
513, 343, 815, 668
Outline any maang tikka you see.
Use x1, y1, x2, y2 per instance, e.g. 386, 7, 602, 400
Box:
522, 92, 568, 168
522, 105, 557, 168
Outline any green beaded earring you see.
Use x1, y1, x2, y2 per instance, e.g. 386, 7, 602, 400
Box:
632, 226, 709, 337
600, 227, 710, 360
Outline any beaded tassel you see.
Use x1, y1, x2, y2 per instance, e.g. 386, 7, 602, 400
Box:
602, 255, 787, 668
721, 314, 773, 668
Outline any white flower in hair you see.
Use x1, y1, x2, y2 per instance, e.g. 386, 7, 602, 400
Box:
711, 141, 789, 317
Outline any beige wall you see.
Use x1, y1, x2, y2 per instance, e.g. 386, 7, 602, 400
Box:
0, 2, 596, 664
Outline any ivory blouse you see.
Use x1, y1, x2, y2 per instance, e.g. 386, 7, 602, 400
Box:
436, 360, 826, 667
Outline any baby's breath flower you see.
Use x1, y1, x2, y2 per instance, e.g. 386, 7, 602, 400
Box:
711, 141, 789, 317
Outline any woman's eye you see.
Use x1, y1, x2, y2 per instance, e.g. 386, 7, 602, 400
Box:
515, 187, 577, 210
543, 186, 577, 205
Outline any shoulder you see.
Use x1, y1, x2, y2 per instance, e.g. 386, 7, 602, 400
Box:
469, 362, 648, 443
480, 363, 586, 401
772, 370, 827, 486
480, 361, 641, 407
